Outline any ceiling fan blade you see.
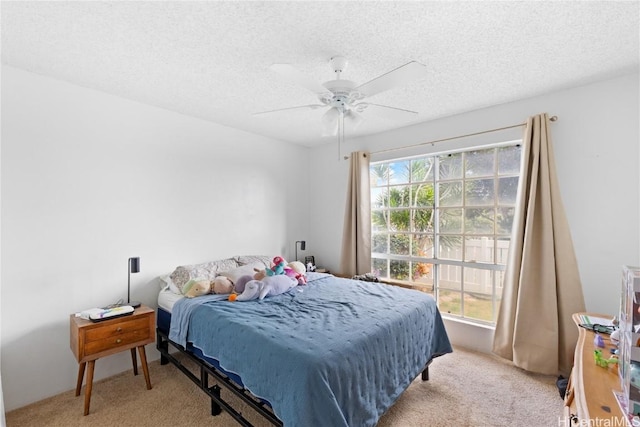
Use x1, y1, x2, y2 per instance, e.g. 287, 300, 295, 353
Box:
363, 103, 419, 121
321, 108, 340, 137
355, 61, 428, 97
253, 104, 325, 116
270, 63, 329, 95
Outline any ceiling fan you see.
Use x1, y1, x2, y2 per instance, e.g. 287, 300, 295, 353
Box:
254, 56, 428, 137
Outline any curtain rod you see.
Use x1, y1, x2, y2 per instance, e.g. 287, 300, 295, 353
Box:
344, 115, 558, 160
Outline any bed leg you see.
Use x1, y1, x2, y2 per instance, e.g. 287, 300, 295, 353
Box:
156, 330, 169, 365
210, 385, 222, 416
421, 367, 429, 381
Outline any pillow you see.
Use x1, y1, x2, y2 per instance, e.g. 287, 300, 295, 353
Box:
234, 255, 273, 269
159, 274, 181, 295
170, 258, 239, 294
218, 263, 265, 284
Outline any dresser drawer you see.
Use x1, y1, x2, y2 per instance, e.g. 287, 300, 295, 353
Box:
85, 328, 150, 355
85, 317, 150, 342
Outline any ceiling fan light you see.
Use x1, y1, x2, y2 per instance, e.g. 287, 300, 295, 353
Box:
321, 108, 340, 136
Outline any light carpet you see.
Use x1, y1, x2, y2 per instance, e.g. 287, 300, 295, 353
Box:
6, 346, 563, 426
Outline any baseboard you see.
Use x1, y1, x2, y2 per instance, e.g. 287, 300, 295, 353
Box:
443, 317, 495, 354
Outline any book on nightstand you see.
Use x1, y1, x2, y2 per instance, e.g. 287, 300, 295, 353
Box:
78, 305, 134, 322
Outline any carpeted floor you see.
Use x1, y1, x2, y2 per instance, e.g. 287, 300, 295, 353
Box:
5, 346, 563, 426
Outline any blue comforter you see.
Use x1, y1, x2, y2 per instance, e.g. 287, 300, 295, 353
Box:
169, 273, 452, 426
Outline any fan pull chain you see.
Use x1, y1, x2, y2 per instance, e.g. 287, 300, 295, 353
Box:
338, 111, 344, 161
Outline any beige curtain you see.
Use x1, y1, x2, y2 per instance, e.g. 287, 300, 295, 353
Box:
493, 113, 585, 376
340, 151, 371, 277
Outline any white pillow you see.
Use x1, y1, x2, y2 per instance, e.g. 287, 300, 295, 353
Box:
218, 263, 264, 284
234, 255, 273, 268
169, 258, 239, 293
159, 274, 181, 295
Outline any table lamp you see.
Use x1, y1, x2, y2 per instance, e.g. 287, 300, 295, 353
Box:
295, 240, 306, 262
128, 257, 141, 308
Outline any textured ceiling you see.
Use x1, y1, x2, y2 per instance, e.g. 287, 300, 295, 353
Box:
2, 1, 639, 147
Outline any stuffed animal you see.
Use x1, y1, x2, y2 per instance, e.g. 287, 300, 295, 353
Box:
183, 279, 212, 298
265, 256, 286, 276
286, 261, 307, 285
229, 272, 267, 301
230, 275, 297, 302
288, 261, 306, 274
212, 276, 234, 294
253, 268, 267, 281
233, 274, 253, 294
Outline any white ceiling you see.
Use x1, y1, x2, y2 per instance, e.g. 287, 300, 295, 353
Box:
2, 1, 639, 147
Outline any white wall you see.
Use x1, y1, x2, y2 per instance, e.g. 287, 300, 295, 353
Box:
2, 65, 637, 410
309, 73, 640, 351
0, 66, 309, 411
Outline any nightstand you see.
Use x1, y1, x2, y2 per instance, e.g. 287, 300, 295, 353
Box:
70, 305, 155, 415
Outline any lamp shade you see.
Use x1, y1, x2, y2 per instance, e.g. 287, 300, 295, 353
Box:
129, 257, 140, 273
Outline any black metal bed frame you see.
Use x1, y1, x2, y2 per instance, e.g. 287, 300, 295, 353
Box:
156, 328, 283, 426
156, 328, 432, 427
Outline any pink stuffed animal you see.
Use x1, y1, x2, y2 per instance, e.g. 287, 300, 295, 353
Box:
286, 261, 308, 285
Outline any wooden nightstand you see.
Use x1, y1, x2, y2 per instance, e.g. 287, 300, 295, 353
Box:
70, 305, 155, 415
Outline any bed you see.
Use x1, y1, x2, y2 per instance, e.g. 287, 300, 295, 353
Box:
156, 256, 452, 426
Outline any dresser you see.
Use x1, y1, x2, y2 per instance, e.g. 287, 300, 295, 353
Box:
564, 312, 627, 426
70, 305, 155, 415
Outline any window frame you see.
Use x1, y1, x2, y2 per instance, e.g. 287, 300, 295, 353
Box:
370, 139, 522, 326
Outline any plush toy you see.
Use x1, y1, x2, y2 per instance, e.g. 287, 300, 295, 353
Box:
230, 280, 260, 302
252, 268, 266, 280
233, 274, 253, 294
229, 273, 268, 301
212, 276, 234, 294
288, 261, 306, 274
286, 261, 307, 285
265, 256, 287, 276
183, 279, 212, 298
231, 275, 297, 302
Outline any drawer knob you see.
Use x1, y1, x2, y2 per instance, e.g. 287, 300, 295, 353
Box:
116, 327, 122, 332
116, 339, 122, 344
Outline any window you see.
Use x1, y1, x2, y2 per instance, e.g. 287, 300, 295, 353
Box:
370, 142, 522, 325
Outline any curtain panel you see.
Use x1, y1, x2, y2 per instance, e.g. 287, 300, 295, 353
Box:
493, 113, 585, 376
340, 151, 371, 277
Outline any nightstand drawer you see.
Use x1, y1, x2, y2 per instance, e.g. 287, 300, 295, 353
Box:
85, 328, 150, 355
84, 317, 150, 342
